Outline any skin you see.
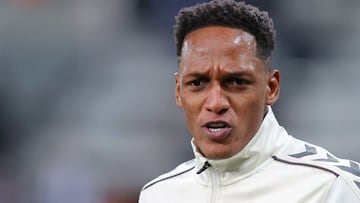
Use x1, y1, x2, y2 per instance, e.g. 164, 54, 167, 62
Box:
175, 26, 280, 160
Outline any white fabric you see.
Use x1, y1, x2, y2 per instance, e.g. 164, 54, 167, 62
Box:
139, 107, 360, 203
325, 177, 360, 203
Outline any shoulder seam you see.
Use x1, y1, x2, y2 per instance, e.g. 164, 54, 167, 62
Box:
272, 155, 339, 177
142, 166, 195, 191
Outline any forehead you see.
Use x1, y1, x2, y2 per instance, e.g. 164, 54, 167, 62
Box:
180, 26, 259, 70
182, 26, 256, 55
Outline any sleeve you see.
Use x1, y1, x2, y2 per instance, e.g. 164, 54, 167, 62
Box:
325, 177, 360, 203
138, 191, 146, 203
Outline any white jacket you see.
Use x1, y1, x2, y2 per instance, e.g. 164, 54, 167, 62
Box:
139, 108, 360, 202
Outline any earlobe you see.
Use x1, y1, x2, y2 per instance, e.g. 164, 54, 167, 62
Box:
266, 70, 280, 105
175, 74, 183, 107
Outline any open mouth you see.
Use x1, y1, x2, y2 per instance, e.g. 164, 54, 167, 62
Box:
207, 122, 228, 132
203, 121, 231, 140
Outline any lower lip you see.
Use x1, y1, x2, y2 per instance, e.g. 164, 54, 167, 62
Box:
202, 127, 232, 140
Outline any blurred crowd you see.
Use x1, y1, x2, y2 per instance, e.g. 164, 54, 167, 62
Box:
0, 0, 360, 202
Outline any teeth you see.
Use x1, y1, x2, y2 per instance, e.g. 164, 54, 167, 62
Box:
208, 127, 224, 132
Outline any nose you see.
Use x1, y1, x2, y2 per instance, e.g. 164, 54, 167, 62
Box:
204, 83, 230, 114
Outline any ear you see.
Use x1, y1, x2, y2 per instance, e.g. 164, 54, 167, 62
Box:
266, 69, 280, 105
175, 73, 183, 107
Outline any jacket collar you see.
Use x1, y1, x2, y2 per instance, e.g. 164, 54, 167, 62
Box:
192, 106, 292, 185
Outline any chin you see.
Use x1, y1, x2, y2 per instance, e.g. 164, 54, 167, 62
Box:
207, 153, 233, 160
203, 148, 234, 160
196, 139, 238, 159
200, 142, 240, 160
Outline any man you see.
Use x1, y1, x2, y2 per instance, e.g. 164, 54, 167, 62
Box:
139, 0, 360, 202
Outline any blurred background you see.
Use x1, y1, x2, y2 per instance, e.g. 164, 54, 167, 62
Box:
0, 0, 359, 202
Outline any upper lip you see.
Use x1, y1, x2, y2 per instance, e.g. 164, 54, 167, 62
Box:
202, 120, 231, 128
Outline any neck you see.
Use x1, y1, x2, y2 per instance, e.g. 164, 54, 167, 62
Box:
192, 106, 291, 184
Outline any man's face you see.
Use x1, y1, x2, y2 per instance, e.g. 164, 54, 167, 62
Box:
175, 26, 280, 159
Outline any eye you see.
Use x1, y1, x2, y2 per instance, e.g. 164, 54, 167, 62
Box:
225, 77, 252, 89
232, 79, 245, 85
189, 79, 202, 86
230, 78, 250, 85
184, 78, 208, 91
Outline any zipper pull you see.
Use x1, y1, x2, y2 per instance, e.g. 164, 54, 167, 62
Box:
196, 161, 211, 174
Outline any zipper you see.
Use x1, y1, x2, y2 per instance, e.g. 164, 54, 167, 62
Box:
197, 161, 211, 174
197, 161, 221, 203
208, 165, 220, 203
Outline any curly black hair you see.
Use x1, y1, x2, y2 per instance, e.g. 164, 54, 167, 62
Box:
174, 0, 275, 60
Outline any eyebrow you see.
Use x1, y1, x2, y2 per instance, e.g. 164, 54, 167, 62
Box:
182, 72, 208, 78
182, 70, 252, 79
222, 71, 253, 78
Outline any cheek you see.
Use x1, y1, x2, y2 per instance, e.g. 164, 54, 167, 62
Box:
181, 93, 204, 112
181, 98, 198, 121
181, 96, 204, 130
248, 84, 268, 107
233, 93, 266, 125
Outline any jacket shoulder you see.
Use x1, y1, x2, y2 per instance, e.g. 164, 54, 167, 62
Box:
141, 159, 195, 191
274, 142, 360, 199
